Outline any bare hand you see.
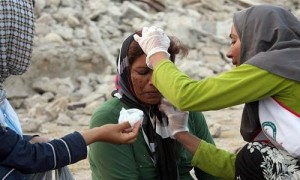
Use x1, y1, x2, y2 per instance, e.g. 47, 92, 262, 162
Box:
99, 121, 141, 144
82, 121, 141, 145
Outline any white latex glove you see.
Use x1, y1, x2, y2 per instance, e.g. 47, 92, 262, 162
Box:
133, 26, 170, 69
159, 98, 189, 138
118, 108, 144, 131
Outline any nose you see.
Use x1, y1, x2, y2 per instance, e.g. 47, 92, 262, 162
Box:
149, 77, 153, 85
148, 72, 154, 85
226, 48, 232, 59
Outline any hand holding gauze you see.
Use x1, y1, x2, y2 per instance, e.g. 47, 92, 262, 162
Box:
118, 108, 144, 131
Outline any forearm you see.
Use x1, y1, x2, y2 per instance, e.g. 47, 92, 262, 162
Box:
0, 127, 87, 173
192, 141, 236, 180
149, 52, 169, 69
79, 126, 111, 145
79, 128, 98, 145
174, 131, 236, 179
153, 63, 286, 112
175, 132, 201, 155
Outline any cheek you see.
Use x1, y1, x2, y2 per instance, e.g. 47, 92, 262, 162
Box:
233, 45, 240, 57
131, 76, 147, 93
235, 41, 241, 56
232, 47, 238, 56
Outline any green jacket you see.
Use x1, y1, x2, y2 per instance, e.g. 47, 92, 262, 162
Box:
152, 60, 300, 180
88, 97, 217, 180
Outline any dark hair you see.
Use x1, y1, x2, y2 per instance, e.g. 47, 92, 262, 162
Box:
127, 30, 189, 66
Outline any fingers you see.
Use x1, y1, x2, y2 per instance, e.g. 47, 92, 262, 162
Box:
159, 98, 173, 111
148, 26, 155, 31
147, 26, 165, 36
161, 98, 172, 106
126, 136, 138, 144
118, 121, 132, 131
134, 26, 164, 42
142, 26, 149, 33
158, 103, 168, 112
148, 26, 158, 35
131, 121, 141, 133
133, 34, 141, 42
122, 121, 141, 144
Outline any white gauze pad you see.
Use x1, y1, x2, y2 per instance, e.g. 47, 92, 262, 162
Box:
118, 108, 143, 127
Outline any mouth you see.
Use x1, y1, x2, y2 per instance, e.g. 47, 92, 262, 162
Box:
146, 91, 161, 96
140, 91, 162, 105
232, 59, 237, 65
144, 90, 161, 97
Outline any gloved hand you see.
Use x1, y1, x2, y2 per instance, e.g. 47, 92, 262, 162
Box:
159, 98, 189, 138
133, 26, 170, 69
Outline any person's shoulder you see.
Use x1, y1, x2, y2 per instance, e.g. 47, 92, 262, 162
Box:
187, 111, 206, 128
90, 97, 122, 125
188, 111, 205, 120
94, 97, 122, 112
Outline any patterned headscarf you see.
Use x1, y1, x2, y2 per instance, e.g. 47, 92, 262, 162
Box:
113, 34, 179, 180
115, 34, 138, 101
234, 5, 300, 141
0, 0, 34, 84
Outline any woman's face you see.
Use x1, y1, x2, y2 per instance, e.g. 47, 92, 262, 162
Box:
130, 54, 162, 105
226, 25, 241, 66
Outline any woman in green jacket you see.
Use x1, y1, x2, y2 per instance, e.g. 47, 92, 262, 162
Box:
134, 4, 300, 180
88, 30, 217, 180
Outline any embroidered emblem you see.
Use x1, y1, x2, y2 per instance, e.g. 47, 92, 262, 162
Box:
262, 121, 277, 140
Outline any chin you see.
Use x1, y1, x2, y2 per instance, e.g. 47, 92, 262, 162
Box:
143, 99, 161, 105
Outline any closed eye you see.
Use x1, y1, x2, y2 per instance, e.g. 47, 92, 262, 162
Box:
138, 70, 150, 75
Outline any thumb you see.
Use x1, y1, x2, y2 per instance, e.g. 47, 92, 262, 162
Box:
161, 98, 173, 106
158, 102, 167, 112
131, 121, 141, 133
133, 34, 141, 42
159, 103, 172, 115
119, 121, 131, 130
159, 99, 172, 111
